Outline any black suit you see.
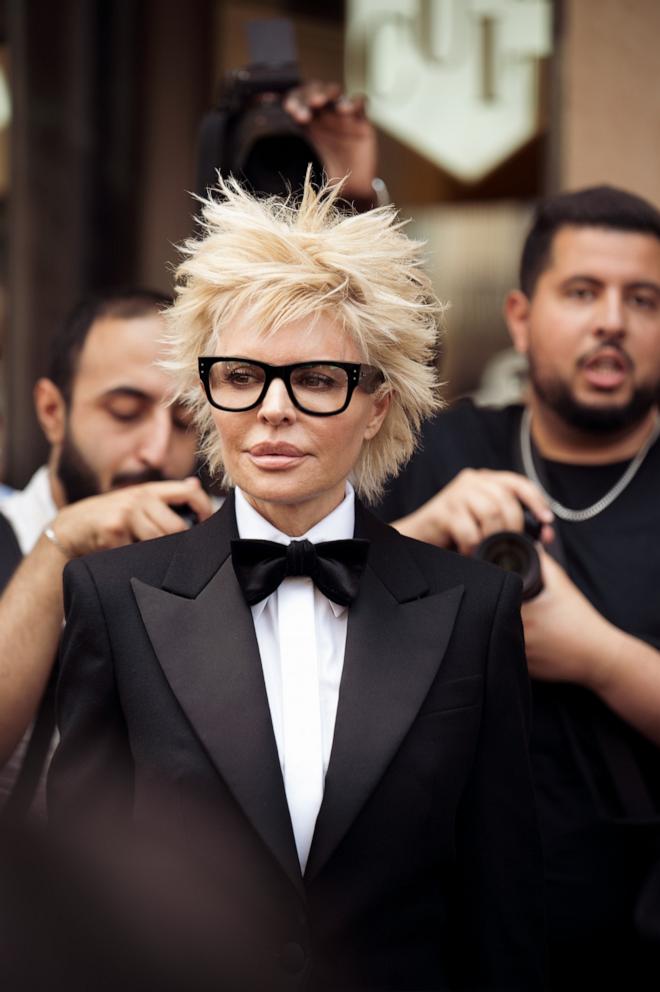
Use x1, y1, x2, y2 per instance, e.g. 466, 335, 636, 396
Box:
49, 495, 545, 991
0, 513, 56, 816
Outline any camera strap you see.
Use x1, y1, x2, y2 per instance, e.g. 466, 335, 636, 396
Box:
513, 407, 660, 825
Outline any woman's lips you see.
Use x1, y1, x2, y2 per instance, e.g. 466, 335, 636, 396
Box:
248, 442, 307, 469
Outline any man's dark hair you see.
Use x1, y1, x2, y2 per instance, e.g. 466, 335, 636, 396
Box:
520, 185, 660, 297
47, 289, 173, 404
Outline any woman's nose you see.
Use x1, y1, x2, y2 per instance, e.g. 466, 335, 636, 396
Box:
257, 377, 296, 424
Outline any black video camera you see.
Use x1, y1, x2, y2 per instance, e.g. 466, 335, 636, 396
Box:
475, 510, 544, 601
196, 18, 324, 199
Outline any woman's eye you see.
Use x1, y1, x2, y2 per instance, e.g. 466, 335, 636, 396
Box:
225, 367, 260, 386
295, 367, 344, 390
299, 374, 334, 389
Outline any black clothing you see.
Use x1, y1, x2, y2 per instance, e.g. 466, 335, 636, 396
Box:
49, 495, 546, 991
375, 400, 660, 989
0, 513, 21, 589
378, 400, 660, 648
0, 514, 56, 819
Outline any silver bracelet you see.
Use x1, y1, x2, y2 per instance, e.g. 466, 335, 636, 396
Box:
43, 525, 70, 558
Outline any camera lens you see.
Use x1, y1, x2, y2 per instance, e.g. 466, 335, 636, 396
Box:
475, 530, 543, 601
171, 503, 199, 528
234, 105, 323, 196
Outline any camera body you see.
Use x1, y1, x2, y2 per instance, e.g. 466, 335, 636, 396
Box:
171, 503, 199, 529
197, 19, 323, 198
475, 510, 543, 601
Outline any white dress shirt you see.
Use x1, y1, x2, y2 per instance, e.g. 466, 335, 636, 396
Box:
234, 484, 354, 870
0, 466, 58, 813
1, 465, 57, 555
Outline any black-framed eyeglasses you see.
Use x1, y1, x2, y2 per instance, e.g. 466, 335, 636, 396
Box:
198, 357, 385, 416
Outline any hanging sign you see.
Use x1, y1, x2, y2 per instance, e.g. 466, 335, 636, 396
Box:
345, 0, 552, 182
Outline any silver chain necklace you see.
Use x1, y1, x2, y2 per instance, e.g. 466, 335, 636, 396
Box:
519, 407, 660, 522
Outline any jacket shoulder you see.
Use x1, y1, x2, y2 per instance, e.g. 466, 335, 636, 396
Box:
359, 502, 521, 604
64, 503, 231, 593
66, 528, 185, 584
398, 526, 521, 599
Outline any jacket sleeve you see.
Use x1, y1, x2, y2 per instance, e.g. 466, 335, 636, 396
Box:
47, 557, 134, 827
455, 570, 547, 990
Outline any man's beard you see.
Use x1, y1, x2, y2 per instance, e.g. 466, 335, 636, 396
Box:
528, 361, 658, 434
57, 429, 166, 504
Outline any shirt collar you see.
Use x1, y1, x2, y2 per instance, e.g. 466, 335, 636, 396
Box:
0, 465, 58, 555
234, 484, 355, 618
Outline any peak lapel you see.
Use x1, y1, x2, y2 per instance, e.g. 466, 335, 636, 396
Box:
131, 501, 302, 895
305, 509, 464, 880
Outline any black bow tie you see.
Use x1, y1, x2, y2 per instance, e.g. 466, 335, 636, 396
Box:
231, 538, 370, 607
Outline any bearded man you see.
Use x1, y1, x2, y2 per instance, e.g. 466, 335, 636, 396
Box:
376, 184, 660, 990
0, 290, 213, 813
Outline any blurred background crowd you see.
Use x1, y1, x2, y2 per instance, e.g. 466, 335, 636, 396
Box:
1, 0, 659, 492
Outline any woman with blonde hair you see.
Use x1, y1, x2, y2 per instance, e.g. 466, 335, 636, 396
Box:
50, 177, 544, 990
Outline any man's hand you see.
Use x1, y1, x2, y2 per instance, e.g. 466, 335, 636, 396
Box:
521, 548, 610, 684
0, 477, 214, 765
393, 469, 554, 553
522, 548, 660, 746
49, 477, 214, 559
283, 81, 378, 199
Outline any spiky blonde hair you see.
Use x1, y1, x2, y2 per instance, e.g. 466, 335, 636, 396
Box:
164, 174, 445, 502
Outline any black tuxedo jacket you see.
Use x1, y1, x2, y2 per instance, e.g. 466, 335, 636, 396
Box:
49, 496, 545, 991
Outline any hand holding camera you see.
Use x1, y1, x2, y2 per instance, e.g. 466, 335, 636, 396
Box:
399, 466, 552, 545
196, 18, 378, 203
283, 81, 378, 201
393, 467, 554, 599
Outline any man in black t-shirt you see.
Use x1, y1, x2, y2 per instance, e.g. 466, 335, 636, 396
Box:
376, 185, 660, 990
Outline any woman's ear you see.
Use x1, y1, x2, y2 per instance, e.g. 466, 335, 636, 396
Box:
363, 389, 392, 441
33, 378, 67, 445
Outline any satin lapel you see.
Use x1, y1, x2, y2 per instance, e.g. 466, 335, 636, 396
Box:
131, 506, 302, 895
305, 509, 464, 880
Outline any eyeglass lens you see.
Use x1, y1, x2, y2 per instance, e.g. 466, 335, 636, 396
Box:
208, 361, 351, 413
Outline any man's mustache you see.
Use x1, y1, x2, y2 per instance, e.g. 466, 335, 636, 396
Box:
110, 468, 167, 489
577, 340, 633, 372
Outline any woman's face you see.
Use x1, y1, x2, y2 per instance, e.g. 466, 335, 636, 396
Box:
207, 314, 390, 535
